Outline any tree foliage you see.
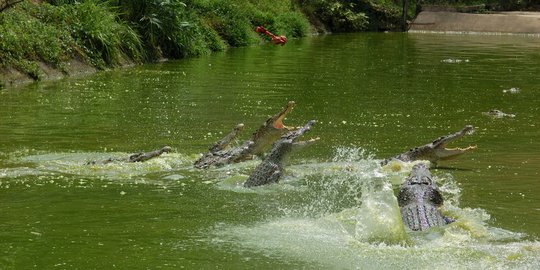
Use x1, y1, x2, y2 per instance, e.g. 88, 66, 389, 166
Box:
0, 0, 23, 12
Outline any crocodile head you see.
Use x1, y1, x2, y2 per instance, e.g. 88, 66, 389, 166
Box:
384, 125, 477, 166
405, 163, 434, 185
430, 125, 477, 161
249, 101, 299, 155
270, 119, 319, 159
243, 120, 318, 188
483, 109, 516, 118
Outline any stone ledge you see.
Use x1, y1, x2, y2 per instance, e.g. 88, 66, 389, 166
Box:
410, 11, 540, 34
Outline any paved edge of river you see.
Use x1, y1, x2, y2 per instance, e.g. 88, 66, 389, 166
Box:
410, 11, 540, 34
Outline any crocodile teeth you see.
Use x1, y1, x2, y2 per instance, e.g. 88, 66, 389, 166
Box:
445, 145, 477, 151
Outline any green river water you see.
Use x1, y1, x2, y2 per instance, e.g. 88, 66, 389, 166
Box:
1, 33, 540, 269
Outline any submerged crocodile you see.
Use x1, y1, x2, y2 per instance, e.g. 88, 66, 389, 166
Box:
382, 125, 476, 166
86, 146, 172, 165
194, 101, 298, 169
398, 163, 455, 231
483, 109, 515, 118
244, 120, 318, 187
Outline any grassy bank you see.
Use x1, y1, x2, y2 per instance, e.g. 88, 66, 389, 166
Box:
0, 0, 403, 87
1, 0, 538, 88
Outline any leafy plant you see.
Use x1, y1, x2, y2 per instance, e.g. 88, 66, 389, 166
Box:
0, 2, 74, 78
111, 0, 221, 60
194, 0, 257, 47
275, 11, 310, 37
58, 1, 142, 67
299, 0, 368, 32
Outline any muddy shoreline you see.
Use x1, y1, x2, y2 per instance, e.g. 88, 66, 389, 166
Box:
1, 59, 99, 88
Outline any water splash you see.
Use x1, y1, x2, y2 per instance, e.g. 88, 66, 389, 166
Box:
211, 215, 538, 269
503, 87, 521, 94
0, 150, 198, 190
442, 58, 470, 64
17, 151, 189, 176
209, 147, 539, 269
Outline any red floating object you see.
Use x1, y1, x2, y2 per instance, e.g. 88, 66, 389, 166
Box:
256, 26, 287, 46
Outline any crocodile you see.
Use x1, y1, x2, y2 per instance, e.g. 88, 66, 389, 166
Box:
194, 101, 298, 169
483, 109, 515, 118
398, 163, 455, 231
86, 146, 172, 165
382, 125, 476, 166
244, 120, 318, 188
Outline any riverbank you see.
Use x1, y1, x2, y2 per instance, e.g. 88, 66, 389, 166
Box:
1, 0, 404, 89
1, 0, 310, 88
410, 11, 540, 34
8, 1, 539, 89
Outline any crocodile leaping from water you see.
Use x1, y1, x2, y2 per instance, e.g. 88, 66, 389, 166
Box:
194, 101, 299, 169
382, 125, 476, 166
86, 146, 172, 165
398, 163, 455, 231
244, 120, 319, 187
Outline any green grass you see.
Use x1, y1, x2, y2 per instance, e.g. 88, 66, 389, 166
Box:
61, 1, 143, 67
192, 0, 310, 47
110, 0, 223, 60
0, 1, 142, 79
42, 1, 143, 68
0, 2, 74, 79
297, 0, 370, 32
0, 0, 410, 85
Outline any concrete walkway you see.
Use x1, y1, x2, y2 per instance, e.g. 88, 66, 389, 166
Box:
410, 11, 540, 34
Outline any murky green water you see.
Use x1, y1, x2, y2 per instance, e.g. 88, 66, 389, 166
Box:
1, 33, 540, 269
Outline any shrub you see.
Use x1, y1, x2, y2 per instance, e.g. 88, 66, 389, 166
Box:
109, 0, 226, 60
275, 11, 310, 37
58, 1, 143, 67
0, 0, 338, 82
193, 0, 257, 47
192, 0, 309, 46
0, 2, 74, 78
298, 0, 369, 32
0, 1, 143, 78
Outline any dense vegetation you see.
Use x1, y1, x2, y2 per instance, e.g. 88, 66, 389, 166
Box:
0, 0, 538, 87
1, 0, 318, 84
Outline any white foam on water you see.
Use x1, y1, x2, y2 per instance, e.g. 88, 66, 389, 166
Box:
12, 151, 190, 178
210, 147, 540, 269
212, 212, 539, 269
0, 150, 199, 190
